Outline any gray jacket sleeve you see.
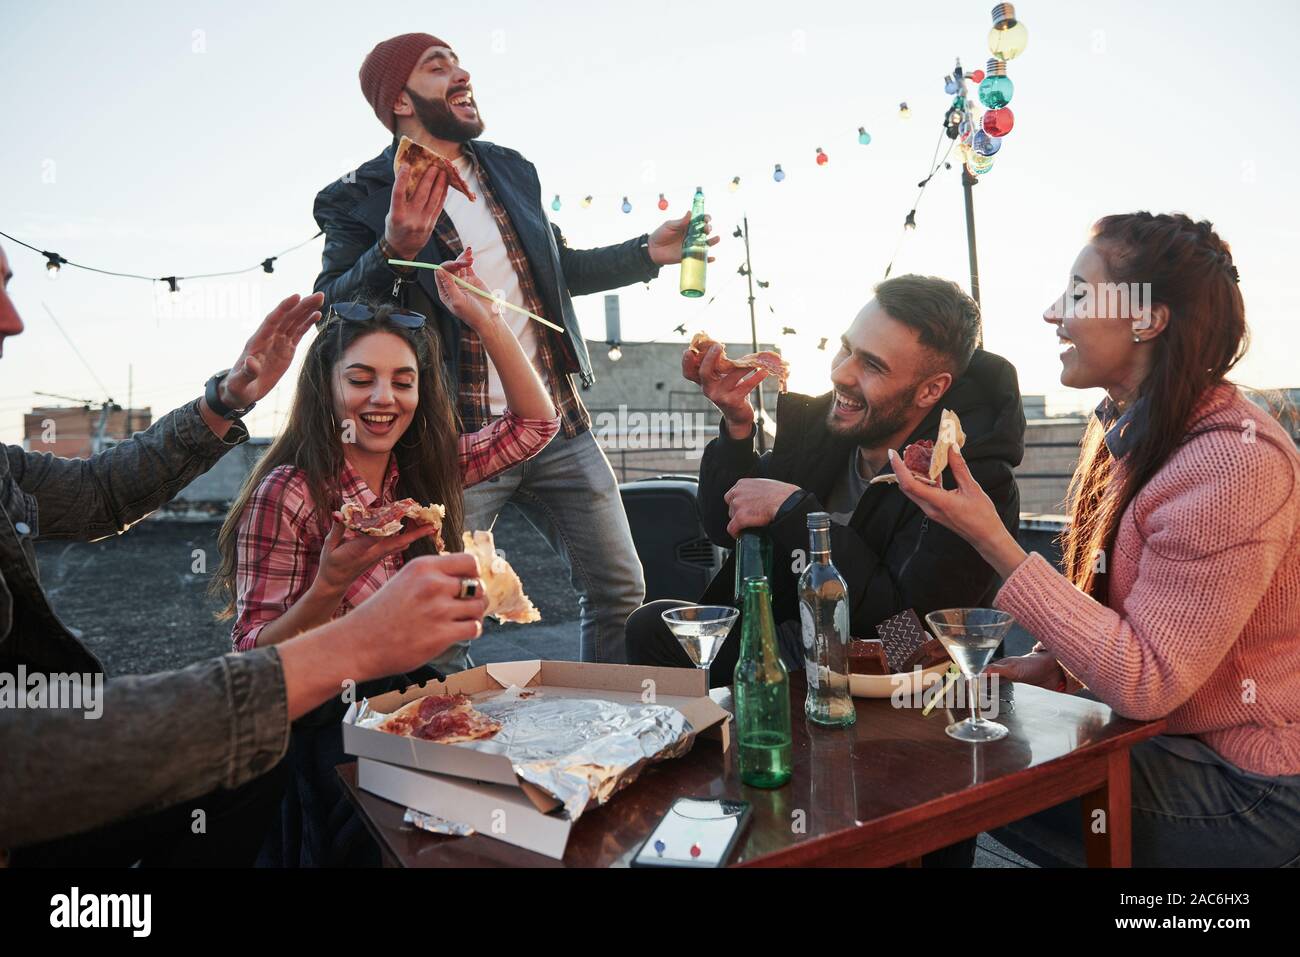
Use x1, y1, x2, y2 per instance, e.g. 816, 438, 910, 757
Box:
8, 398, 247, 542
0, 647, 290, 849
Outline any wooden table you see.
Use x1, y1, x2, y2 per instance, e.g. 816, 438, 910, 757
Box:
337, 674, 1164, 867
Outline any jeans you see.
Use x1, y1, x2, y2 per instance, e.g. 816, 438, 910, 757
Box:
993, 734, 1300, 867
437, 428, 645, 669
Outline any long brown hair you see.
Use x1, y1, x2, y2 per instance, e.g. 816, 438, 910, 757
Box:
212, 302, 464, 619
1060, 212, 1249, 600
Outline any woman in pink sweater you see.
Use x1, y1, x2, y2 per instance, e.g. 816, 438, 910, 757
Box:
893, 212, 1300, 867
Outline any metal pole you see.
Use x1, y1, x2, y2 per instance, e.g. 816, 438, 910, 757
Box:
740, 216, 768, 453
962, 165, 981, 309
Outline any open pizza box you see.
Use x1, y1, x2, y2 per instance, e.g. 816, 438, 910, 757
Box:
342, 659, 732, 859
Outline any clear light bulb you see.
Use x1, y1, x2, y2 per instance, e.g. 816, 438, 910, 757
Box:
988, 3, 1029, 61
899, 101, 911, 119
608, 344, 622, 361
729, 176, 741, 192
581, 195, 593, 208
978, 58, 1014, 109
46, 262, 60, 280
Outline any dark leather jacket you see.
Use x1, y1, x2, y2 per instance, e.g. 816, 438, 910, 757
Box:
312, 139, 662, 389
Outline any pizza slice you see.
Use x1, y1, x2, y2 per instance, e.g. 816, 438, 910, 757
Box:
338, 498, 447, 550
682, 331, 790, 393
462, 529, 541, 624
870, 409, 966, 486
394, 135, 477, 203
378, 692, 502, 744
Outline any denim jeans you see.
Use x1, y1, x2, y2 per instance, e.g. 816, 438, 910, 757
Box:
993, 734, 1300, 867
435, 428, 645, 670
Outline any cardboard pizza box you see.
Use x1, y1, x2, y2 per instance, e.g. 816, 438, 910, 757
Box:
342, 660, 732, 860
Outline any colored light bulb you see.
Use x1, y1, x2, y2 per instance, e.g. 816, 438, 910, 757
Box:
581, 195, 592, 208
657, 192, 668, 211
621, 196, 632, 214
988, 3, 1029, 61
551, 194, 561, 212
978, 58, 1014, 109
899, 101, 911, 119
729, 176, 741, 192
982, 107, 1014, 136
955, 142, 974, 170
944, 75, 960, 95
815, 147, 828, 166
972, 129, 1002, 156
773, 163, 785, 182
858, 126, 871, 145
970, 68, 986, 83
969, 152, 995, 175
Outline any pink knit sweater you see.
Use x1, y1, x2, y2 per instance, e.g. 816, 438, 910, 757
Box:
996, 384, 1300, 777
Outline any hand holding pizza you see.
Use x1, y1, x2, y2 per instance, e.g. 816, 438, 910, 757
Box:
889, 444, 1028, 578
384, 160, 449, 261
313, 519, 442, 601
344, 552, 489, 678
692, 342, 767, 439
221, 292, 325, 410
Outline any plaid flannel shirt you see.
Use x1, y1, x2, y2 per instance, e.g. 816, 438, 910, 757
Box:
432, 145, 590, 440
231, 410, 558, 651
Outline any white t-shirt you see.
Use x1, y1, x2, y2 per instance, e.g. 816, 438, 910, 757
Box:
443, 153, 541, 415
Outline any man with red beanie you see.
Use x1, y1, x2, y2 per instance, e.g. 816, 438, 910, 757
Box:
314, 34, 716, 670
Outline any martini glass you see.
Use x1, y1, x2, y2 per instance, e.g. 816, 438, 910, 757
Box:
924, 608, 1015, 743
662, 606, 740, 682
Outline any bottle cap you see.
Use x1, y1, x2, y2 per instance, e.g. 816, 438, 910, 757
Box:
806, 511, 831, 530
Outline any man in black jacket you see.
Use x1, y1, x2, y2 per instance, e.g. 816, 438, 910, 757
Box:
314, 33, 715, 668
627, 274, 1025, 684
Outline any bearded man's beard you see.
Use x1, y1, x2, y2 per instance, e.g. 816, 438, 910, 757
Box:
406, 87, 485, 142
827, 379, 920, 447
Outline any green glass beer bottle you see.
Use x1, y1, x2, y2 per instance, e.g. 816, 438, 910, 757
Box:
734, 577, 793, 788
679, 187, 708, 298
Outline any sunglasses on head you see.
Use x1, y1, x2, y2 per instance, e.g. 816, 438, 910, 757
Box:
326, 301, 426, 329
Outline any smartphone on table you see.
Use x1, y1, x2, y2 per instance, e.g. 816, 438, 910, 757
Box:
631, 796, 751, 868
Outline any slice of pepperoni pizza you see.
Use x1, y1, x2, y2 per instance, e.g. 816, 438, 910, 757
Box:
682, 331, 790, 393
338, 498, 447, 550
394, 135, 477, 203
377, 692, 501, 744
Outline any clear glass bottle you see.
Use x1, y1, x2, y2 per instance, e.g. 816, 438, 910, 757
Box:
799, 512, 856, 727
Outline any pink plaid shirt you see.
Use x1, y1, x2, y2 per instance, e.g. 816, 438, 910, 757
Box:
231, 410, 558, 651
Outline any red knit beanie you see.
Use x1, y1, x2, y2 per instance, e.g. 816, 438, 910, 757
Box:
359, 33, 451, 132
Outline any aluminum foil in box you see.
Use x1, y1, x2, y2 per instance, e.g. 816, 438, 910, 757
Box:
359, 686, 695, 822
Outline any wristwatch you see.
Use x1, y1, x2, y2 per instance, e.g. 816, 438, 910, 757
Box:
379, 235, 416, 275
205, 370, 256, 421
636, 233, 658, 269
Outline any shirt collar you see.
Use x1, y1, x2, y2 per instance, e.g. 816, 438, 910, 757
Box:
1095, 394, 1148, 458
339, 455, 400, 506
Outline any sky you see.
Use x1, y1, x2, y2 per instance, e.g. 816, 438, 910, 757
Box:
2, 0, 1297, 443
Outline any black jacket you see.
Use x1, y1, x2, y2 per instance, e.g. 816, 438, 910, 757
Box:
697, 349, 1026, 634
312, 140, 662, 390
